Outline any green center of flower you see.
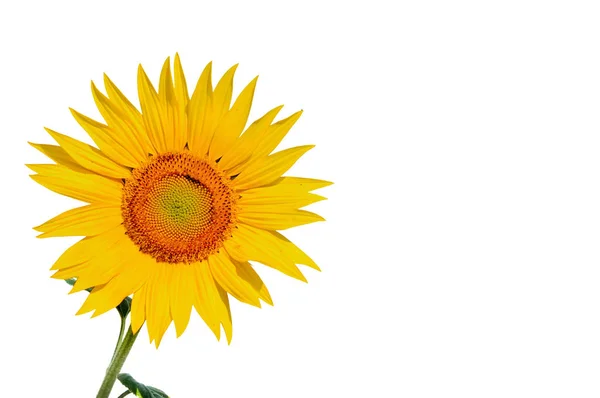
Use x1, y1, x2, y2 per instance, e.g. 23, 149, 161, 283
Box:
149, 175, 213, 236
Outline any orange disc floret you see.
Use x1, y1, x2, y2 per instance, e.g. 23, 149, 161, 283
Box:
122, 152, 237, 263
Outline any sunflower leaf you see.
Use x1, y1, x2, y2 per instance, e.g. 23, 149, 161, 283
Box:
64, 278, 131, 318
118, 373, 169, 398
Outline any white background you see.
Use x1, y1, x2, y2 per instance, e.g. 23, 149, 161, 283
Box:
1, 1, 600, 397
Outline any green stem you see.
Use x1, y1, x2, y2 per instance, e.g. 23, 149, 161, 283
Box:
111, 316, 127, 362
117, 392, 132, 398
96, 326, 138, 398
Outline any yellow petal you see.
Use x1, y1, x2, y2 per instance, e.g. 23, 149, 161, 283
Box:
187, 62, 213, 156
69, 235, 142, 293
234, 260, 273, 305
238, 209, 325, 230
238, 192, 326, 209
192, 63, 238, 158
270, 176, 333, 191
145, 264, 172, 346
51, 262, 89, 280
28, 164, 122, 204
229, 224, 319, 273
102, 74, 156, 156
92, 81, 150, 163
193, 261, 234, 343
51, 225, 126, 270
173, 54, 189, 151
218, 105, 283, 172
28, 142, 89, 173
34, 204, 122, 238
69, 108, 138, 167
154, 264, 173, 348
170, 265, 194, 337
208, 250, 261, 307
142, 273, 157, 342
192, 261, 221, 340
137, 64, 167, 153
252, 110, 303, 158
223, 224, 308, 282
70, 108, 141, 167
77, 253, 153, 317
173, 53, 189, 109
232, 145, 314, 190
131, 283, 147, 334
209, 77, 258, 161
103, 74, 146, 132
158, 57, 184, 151
211, 64, 237, 125
44, 128, 131, 179
215, 284, 233, 344
158, 57, 175, 103
271, 231, 320, 270
91, 82, 143, 159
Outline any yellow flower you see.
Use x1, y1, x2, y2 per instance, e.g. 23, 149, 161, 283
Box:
29, 55, 329, 347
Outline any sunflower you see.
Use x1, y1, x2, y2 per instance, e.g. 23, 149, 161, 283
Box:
29, 54, 329, 347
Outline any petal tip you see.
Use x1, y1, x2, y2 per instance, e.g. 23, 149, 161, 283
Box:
75, 306, 92, 316
131, 321, 143, 335
263, 297, 274, 306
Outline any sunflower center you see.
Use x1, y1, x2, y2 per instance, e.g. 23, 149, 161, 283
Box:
146, 175, 213, 237
122, 152, 236, 264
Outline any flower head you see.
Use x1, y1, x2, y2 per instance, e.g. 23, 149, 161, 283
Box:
29, 55, 329, 346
